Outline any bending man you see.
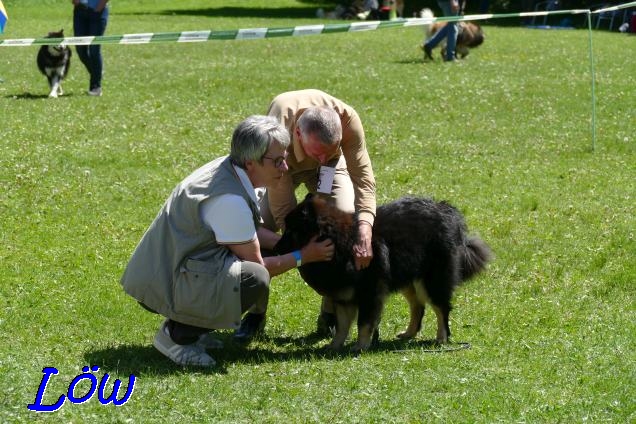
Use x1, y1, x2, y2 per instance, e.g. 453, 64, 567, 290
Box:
264, 89, 377, 335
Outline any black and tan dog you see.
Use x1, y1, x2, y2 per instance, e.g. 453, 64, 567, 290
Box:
420, 8, 485, 59
36, 30, 71, 98
275, 194, 492, 352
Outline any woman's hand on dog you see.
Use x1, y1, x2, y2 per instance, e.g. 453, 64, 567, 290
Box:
354, 222, 373, 270
300, 236, 334, 264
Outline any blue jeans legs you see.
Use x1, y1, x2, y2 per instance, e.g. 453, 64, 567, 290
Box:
73, 7, 108, 90
425, 0, 459, 61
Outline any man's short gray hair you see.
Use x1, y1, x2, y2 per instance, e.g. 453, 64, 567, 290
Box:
297, 106, 342, 146
231, 115, 290, 168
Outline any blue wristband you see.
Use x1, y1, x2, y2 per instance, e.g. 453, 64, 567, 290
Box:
292, 250, 302, 267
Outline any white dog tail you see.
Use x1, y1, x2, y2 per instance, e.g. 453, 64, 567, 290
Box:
419, 8, 434, 36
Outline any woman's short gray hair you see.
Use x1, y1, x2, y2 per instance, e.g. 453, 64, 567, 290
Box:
297, 106, 342, 146
231, 115, 290, 168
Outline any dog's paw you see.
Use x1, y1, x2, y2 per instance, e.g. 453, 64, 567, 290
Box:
396, 330, 417, 339
435, 336, 449, 344
326, 340, 346, 351
351, 339, 373, 352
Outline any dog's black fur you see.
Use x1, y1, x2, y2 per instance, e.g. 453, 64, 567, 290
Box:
274, 194, 492, 351
37, 30, 71, 98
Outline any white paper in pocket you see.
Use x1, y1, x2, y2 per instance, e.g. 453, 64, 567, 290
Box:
317, 166, 336, 194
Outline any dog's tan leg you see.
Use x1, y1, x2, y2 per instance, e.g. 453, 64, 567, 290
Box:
353, 325, 375, 352
398, 285, 425, 339
454, 44, 469, 59
328, 303, 356, 350
355, 310, 383, 351
432, 305, 450, 343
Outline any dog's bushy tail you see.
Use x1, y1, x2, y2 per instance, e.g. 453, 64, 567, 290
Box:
460, 236, 493, 282
420, 8, 434, 36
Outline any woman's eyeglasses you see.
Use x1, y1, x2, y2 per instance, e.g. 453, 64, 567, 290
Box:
261, 152, 288, 169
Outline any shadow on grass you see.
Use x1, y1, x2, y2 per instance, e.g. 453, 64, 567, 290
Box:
120, 6, 327, 19
395, 58, 427, 65
6, 92, 78, 100
84, 333, 468, 376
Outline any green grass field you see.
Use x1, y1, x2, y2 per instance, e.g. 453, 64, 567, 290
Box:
1, 0, 634, 422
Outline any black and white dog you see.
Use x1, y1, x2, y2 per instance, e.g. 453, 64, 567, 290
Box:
275, 194, 492, 352
37, 30, 71, 98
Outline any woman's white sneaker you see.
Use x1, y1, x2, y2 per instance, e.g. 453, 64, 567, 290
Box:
196, 332, 224, 350
153, 320, 216, 367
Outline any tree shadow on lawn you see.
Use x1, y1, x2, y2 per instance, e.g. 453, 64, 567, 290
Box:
83, 333, 464, 376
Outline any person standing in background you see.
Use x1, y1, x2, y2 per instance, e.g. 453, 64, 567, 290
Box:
72, 0, 109, 96
423, 0, 460, 62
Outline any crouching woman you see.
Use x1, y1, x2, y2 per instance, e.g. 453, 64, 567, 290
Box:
120, 115, 334, 367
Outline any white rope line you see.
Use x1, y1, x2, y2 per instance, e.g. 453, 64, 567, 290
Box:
1, 3, 634, 47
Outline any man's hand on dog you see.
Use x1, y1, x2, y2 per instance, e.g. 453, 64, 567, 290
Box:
354, 222, 373, 270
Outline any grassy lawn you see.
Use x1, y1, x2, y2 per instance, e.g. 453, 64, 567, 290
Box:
1, 0, 634, 422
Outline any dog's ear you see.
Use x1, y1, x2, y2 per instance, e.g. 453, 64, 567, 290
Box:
300, 200, 312, 218
299, 196, 320, 223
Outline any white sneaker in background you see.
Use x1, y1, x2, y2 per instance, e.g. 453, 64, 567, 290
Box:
87, 87, 102, 96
